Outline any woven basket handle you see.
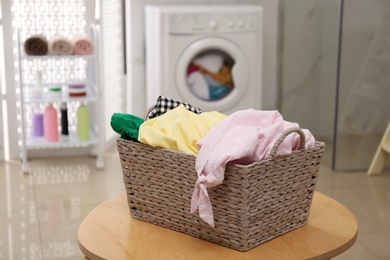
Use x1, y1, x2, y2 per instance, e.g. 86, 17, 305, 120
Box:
268, 127, 306, 158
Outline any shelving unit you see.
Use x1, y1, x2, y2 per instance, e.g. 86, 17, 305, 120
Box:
17, 24, 104, 173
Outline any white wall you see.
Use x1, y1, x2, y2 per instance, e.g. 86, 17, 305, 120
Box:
126, 0, 280, 117
0, 67, 3, 161
97, 0, 126, 149
338, 0, 390, 135
0, 0, 4, 160
281, 0, 390, 138
280, 0, 340, 136
0, 0, 19, 160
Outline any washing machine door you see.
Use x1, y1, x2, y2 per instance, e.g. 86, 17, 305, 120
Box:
176, 36, 249, 112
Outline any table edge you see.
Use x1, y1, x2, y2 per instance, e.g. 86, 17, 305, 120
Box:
78, 191, 358, 260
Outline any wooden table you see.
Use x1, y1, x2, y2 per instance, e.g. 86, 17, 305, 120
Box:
78, 192, 358, 260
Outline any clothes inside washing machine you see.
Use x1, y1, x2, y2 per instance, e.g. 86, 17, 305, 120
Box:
186, 50, 235, 101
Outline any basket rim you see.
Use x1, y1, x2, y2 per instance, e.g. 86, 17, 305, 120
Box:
116, 137, 325, 169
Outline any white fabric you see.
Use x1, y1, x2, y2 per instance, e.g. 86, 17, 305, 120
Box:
193, 54, 224, 73
187, 72, 209, 100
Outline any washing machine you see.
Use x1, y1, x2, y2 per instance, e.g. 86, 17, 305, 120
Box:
145, 4, 263, 115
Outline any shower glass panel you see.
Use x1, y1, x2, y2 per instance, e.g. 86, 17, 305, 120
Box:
280, 0, 341, 167
334, 0, 390, 171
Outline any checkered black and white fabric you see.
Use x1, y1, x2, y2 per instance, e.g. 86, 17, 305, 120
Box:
147, 96, 202, 120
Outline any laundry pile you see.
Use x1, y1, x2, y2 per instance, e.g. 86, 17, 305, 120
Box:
187, 53, 234, 101
111, 96, 316, 226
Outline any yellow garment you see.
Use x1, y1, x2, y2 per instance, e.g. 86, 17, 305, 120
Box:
138, 105, 226, 155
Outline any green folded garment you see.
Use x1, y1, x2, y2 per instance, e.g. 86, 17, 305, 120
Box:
110, 113, 144, 141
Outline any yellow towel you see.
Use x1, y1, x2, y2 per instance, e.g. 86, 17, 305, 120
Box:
138, 105, 226, 155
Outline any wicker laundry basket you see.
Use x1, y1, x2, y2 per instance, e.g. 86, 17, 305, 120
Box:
117, 127, 325, 252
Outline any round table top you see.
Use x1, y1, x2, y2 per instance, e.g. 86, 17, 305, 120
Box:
78, 191, 358, 260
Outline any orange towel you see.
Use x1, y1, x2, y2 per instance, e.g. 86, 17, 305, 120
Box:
197, 64, 234, 88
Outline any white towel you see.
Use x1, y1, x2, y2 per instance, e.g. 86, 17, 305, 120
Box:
193, 54, 224, 73
187, 71, 209, 100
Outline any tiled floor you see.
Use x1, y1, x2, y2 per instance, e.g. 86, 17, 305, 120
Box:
0, 145, 389, 260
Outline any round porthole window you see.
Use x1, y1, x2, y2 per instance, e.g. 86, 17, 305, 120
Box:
176, 36, 249, 112
186, 49, 235, 102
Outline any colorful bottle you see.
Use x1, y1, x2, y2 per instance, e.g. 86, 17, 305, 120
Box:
44, 103, 58, 142
60, 102, 69, 135
48, 86, 62, 99
35, 69, 42, 85
77, 103, 89, 140
32, 107, 44, 137
27, 70, 43, 99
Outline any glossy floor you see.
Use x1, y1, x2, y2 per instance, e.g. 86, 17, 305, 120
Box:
0, 146, 389, 260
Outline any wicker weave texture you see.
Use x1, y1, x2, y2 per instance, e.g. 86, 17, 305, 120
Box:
117, 129, 325, 252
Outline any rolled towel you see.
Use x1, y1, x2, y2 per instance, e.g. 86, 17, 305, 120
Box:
23, 35, 48, 56
71, 36, 94, 55
48, 34, 74, 55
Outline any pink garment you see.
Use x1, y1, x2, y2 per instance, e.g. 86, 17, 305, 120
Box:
190, 109, 316, 226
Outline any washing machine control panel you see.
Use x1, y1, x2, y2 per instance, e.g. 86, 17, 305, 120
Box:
168, 12, 258, 34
